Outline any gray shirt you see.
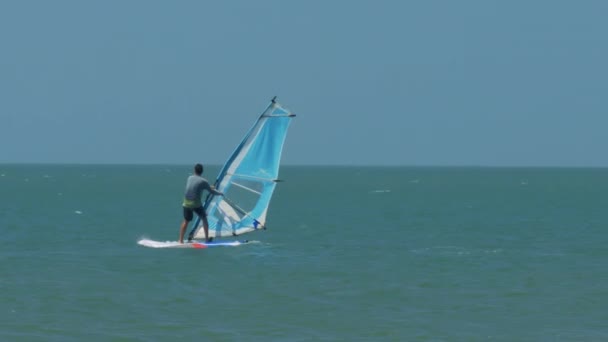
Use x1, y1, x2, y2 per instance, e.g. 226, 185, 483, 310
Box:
183, 175, 218, 208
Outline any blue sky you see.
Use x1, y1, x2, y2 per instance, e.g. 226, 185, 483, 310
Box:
0, 1, 606, 166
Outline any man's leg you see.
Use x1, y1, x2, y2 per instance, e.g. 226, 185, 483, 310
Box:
179, 220, 188, 244
202, 215, 212, 242
180, 207, 193, 243
192, 207, 212, 243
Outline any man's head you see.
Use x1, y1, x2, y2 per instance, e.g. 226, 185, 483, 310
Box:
194, 163, 203, 175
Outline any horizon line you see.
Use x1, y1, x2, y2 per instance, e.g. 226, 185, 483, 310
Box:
0, 162, 607, 169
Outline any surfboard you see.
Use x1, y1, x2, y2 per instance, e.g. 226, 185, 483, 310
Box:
138, 238, 248, 249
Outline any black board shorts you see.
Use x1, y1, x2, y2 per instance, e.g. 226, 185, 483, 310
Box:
183, 206, 207, 222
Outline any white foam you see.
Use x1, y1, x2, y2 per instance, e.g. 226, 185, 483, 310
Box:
138, 239, 185, 248
74, 210, 83, 215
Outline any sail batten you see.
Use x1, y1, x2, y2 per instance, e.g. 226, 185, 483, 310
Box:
226, 173, 278, 183
231, 181, 262, 195
190, 98, 294, 239
261, 114, 296, 118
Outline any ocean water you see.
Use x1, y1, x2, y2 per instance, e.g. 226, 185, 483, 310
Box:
1, 165, 607, 341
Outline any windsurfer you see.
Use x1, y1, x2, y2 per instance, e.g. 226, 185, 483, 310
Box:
179, 163, 223, 243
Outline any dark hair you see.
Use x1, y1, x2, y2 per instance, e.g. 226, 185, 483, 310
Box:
194, 163, 203, 175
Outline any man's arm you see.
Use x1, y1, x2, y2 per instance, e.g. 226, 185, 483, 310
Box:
210, 186, 223, 196
204, 181, 223, 196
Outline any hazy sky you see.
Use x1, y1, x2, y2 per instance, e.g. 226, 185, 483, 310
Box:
0, 1, 606, 166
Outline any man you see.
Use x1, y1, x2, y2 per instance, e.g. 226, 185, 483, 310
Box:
179, 163, 223, 244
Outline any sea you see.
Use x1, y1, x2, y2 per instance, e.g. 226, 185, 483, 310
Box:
1, 164, 607, 341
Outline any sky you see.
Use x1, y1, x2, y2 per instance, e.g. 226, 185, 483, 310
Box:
0, 0, 606, 167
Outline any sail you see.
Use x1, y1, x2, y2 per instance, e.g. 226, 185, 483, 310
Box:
191, 98, 295, 239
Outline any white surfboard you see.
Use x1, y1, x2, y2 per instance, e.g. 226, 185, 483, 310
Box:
137, 238, 248, 249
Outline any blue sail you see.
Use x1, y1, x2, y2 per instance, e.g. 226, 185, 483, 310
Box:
191, 98, 295, 239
